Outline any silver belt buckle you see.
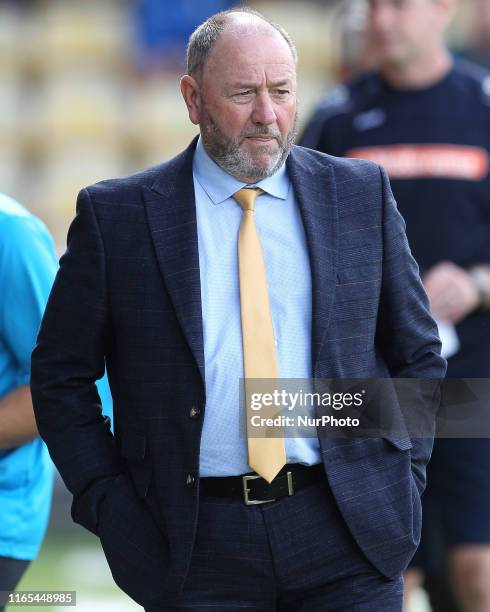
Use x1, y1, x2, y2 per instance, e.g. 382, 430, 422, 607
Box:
242, 474, 276, 505
242, 472, 295, 506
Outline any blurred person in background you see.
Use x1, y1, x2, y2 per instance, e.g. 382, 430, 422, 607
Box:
30, 6, 445, 611
301, 0, 490, 610
0, 194, 58, 610
0, 192, 113, 611
333, 0, 380, 83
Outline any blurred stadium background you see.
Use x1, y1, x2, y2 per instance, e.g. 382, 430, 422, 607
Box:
1, 0, 488, 610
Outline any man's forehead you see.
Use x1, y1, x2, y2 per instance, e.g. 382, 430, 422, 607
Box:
209, 22, 293, 62
230, 65, 295, 84
205, 31, 295, 80
210, 63, 296, 93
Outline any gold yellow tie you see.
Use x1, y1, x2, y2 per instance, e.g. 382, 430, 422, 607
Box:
234, 187, 286, 483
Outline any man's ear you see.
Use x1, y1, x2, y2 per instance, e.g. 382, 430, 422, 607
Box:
181, 75, 202, 125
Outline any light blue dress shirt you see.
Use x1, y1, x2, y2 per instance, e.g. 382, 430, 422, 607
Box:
193, 138, 321, 476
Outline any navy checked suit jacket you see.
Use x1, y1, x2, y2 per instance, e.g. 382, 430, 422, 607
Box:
31, 138, 446, 608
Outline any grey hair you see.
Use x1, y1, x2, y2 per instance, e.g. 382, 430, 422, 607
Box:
186, 6, 298, 79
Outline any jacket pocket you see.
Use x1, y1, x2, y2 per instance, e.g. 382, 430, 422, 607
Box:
97, 473, 171, 607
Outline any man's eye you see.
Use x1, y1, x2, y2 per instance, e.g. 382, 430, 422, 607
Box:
236, 90, 253, 97
274, 89, 290, 96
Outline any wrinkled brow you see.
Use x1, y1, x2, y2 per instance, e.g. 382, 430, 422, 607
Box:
228, 79, 294, 90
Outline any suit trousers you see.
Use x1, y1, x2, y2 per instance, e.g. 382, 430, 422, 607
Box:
147, 474, 403, 611
0, 556, 30, 612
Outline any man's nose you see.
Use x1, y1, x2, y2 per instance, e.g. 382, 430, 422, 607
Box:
251, 92, 277, 126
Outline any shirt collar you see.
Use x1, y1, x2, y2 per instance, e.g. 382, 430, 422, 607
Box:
193, 136, 290, 205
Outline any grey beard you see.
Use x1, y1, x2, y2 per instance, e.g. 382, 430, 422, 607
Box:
202, 115, 297, 182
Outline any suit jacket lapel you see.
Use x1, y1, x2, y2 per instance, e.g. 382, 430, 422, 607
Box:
143, 138, 205, 383
287, 147, 338, 375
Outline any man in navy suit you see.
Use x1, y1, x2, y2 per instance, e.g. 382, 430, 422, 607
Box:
31, 7, 446, 611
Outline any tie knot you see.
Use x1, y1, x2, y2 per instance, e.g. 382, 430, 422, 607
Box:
233, 187, 263, 212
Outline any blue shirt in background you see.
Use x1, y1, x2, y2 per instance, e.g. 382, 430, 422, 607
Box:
193, 138, 320, 477
0, 193, 112, 560
134, 0, 234, 68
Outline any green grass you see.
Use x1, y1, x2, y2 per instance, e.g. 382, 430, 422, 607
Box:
9, 526, 140, 611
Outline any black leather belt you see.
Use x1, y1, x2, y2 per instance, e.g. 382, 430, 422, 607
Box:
200, 463, 325, 506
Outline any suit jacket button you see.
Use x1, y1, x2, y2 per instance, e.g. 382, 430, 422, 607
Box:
186, 473, 196, 487
189, 405, 201, 419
